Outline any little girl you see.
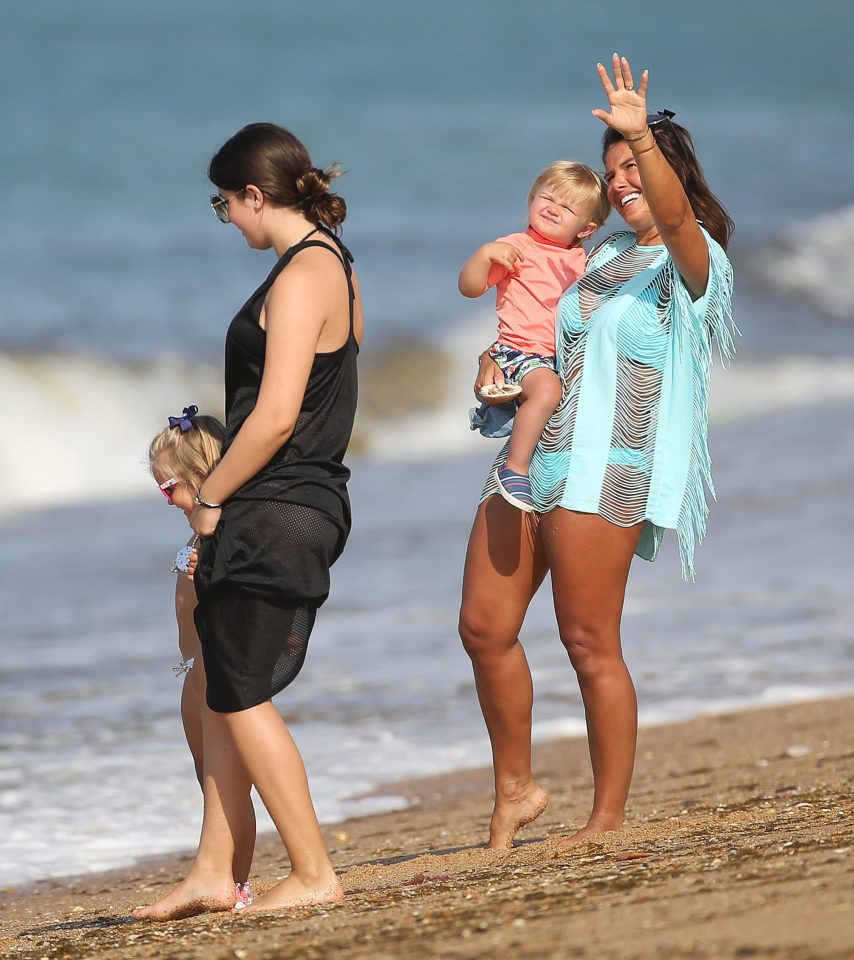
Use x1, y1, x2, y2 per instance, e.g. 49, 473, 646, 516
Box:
147, 405, 255, 911
459, 161, 610, 511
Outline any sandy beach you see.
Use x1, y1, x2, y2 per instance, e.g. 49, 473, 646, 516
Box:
2, 695, 851, 960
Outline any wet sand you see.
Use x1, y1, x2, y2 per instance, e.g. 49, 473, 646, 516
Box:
2, 696, 852, 959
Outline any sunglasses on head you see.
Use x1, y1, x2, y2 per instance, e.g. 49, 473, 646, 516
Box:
209, 187, 246, 224
159, 477, 180, 504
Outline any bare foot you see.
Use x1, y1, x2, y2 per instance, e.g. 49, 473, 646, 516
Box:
557, 814, 623, 847
234, 872, 343, 916
488, 783, 550, 849
132, 877, 236, 922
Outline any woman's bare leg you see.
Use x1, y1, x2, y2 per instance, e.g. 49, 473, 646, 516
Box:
459, 495, 550, 847
222, 702, 342, 913
541, 510, 642, 843
132, 704, 253, 920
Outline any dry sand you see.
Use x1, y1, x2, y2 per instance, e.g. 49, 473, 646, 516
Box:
2, 696, 852, 960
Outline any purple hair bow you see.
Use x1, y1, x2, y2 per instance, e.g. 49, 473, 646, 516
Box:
168, 405, 199, 433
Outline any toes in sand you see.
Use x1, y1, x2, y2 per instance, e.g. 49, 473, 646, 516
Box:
557, 817, 623, 847
132, 881, 236, 922
489, 785, 550, 849
234, 873, 344, 916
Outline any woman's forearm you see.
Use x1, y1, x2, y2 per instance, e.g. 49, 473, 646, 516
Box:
630, 130, 694, 235
198, 410, 294, 504
630, 130, 709, 296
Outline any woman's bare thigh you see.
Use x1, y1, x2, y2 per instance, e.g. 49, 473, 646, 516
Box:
540, 509, 643, 642
460, 495, 549, 647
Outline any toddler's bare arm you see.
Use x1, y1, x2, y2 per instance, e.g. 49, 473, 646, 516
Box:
458, 242, 522, 297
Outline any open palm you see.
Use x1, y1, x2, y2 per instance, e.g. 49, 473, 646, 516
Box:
592, 53, 649, 138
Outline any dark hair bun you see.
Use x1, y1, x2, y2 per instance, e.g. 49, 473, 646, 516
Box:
296, 166, 332, 198
295, 164, 346, 230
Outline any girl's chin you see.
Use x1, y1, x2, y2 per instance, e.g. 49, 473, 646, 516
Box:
244, 234, 271, 251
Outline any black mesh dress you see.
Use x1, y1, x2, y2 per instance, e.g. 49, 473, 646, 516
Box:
194, 224, 358, 713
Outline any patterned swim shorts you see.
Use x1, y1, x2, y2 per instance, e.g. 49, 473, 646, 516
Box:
488, 343, 558, 383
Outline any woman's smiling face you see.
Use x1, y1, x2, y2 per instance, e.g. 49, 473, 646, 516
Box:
604, 140, 656, 236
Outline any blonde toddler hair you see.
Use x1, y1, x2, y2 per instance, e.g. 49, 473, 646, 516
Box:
528, 161, 610, 228
148, 411, 225, 486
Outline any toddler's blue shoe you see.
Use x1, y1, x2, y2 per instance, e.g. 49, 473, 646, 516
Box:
494, 467, 536, 513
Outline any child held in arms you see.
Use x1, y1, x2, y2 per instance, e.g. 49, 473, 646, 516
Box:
459, 161, 609, 511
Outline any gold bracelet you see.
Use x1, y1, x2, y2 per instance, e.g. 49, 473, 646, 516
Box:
630, 141, 657, 157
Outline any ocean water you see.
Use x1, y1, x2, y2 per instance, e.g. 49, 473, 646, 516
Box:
1, 0, 853, 886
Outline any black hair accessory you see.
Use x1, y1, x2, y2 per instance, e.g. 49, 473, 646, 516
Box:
167, 405, 199, 433
648, 109, 676, 126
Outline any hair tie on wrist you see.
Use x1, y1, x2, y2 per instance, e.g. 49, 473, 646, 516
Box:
624, 128, 651, 142
168, 405, 199, 433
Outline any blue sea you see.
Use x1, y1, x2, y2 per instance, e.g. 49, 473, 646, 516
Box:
1, 0, 853, 886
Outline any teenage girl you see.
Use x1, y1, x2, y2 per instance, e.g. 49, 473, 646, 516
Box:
135, 123, 361, 919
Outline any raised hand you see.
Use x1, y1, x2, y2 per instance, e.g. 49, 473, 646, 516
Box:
592, 53, 649, 139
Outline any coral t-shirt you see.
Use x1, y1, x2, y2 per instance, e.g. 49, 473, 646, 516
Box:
487, 227, 586, 356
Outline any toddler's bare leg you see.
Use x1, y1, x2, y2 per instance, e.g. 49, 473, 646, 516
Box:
186, 650, 256, 886
506, 368, 562, 475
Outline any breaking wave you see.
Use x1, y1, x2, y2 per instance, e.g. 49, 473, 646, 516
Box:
5, 321, 854, 513
749, 204, 854, 319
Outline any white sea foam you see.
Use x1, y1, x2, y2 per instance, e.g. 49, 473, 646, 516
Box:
1, 351, 222, 514
6, 338, 854, 516
358, 311, 497, 461
750, 203, 854, 318
363, 325, 854, 460
709, 356, 854, 421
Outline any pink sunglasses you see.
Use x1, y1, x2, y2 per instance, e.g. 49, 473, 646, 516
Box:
159, 477, 180, 504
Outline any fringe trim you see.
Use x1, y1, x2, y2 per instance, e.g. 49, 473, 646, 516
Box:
669, 229, 737, 579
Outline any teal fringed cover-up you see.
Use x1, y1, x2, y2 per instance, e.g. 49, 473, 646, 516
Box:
481, 228, 735, 579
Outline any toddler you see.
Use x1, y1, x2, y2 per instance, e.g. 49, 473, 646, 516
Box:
459, 161, 610, 511
148, 405, 255, 910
